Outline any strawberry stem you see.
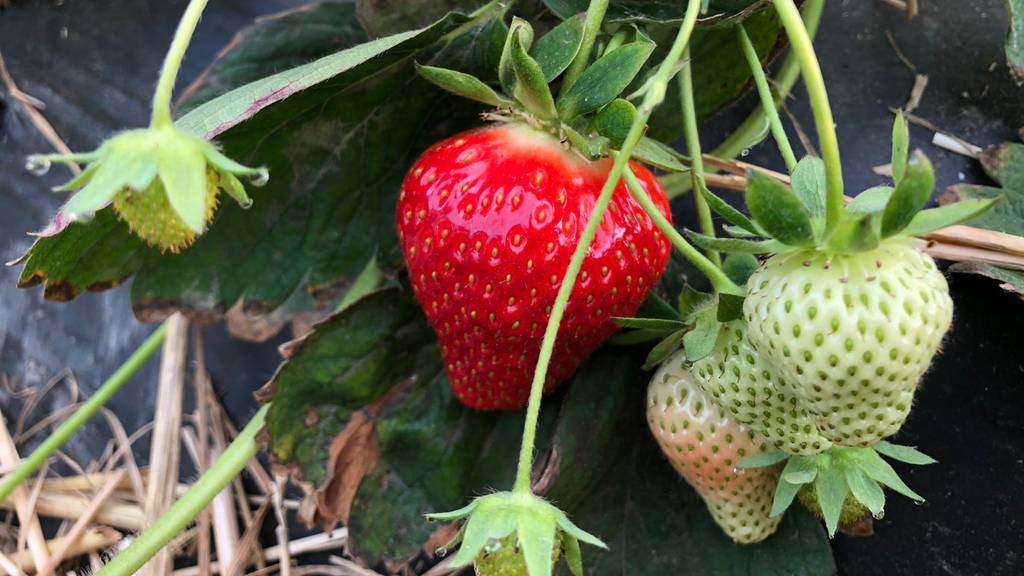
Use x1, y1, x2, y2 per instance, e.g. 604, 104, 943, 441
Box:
678, 46, 720, 267
513, 0, 706, 494
560, 0, 611, 94
150, 0, 210, 129
773, 0, 843, 235
0, 323, 168, 503
622, 164, 741, 296
736, 23, 798, 173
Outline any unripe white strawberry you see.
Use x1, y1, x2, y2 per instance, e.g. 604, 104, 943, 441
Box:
743, 239, 953, 446
692, 321, 832, 456
647, 351, 782, 544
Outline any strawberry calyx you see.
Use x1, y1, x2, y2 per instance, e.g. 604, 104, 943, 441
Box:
737, 441, 937, 537
685, 113, 1001, 257
27, 125, 267, 251
416, 15, 686, 172
427, 491, 602, 576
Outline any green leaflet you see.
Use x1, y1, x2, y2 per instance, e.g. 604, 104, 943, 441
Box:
881, 151, 935, 237
556, 38, 655, 120
745, 169, 815, 246
530, 12, 586, 81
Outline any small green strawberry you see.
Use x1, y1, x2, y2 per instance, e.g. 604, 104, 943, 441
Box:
473, 534, 562, 576
743, 240, 952, 445
647, 350, 782, 544
692, 320, 832, 456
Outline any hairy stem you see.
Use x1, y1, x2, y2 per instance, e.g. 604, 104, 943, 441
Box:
96, 404, 269, 576
622, 164, 741, 295
773, 0, 842, 233
0, 323, 168, 503
513, 0, 705, 493
150, 0, 210, 128
737, 23, 798, 172
560, 0, 610, 93
678, 46, 719, 266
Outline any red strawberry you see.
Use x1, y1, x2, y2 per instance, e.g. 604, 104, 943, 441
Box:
397, 124, 671, 410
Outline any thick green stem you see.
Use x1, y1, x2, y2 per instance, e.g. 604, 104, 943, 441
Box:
737, 24, 797, 172
678, 46, 719, 266
0, 323, 167, 503
97, 404, 269, 576
663, 0, 825, 200
773, 0, 842, 233
150, 0, 210, 128
560, 0, 610, 93
622, 164, 741, 295
513, 0, 705, 494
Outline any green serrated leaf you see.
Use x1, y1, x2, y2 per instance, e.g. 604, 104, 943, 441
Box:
746, 169, 815, 246
510, 26, 558, 119
643, 329, 687, 370
737, 450, 789, 469
844, 467, 885, 517
827, 212, 880, 253
416, 64, 512, 107
613, 317, 687, 330
902, 197, 1001, 237
874, 441, 938, 465
682, 309, 721, 363
783, 456, 819, 485
556, 39, 654, 120
791, 156, 827, 227
685, 230, 780, 254
892, 111, 910, 185
846, 186, 894, 215
530, 12, 586, 81
814, 465, 850, 537
722, 253, 759, 286
858, 449, 925, 502
592, 99, 637, 147
632, 136, 688, 172
716, 293, 745, 322
881, 151, 935, 237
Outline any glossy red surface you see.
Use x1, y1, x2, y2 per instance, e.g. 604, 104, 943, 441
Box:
397, 125, 672, 410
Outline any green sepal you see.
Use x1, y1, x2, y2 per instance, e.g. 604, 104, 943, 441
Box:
677, 285, 711, 319
610, 328, 677, 346
684, 230, 781, 254
632, 136, 687, 172
564, 534, 583, 576
530, 12, 586, 81
218, 170, 253, 209
790, 155, 827, 237
637, 291, 684, 320
561, 125, 604, 159
844, 466, 885, 517
814, 463, 850, 536
643, 328, 687, 370
846, 186, 893, 215
556, 36, 655, 120
901, 197, 1001, 237
613, 317, 687, 330
736, 450, 788, 469
158, 137, 209, 233
881, 151, 935, 238
51, 162, 100, 193
518, 508, 558, 576
873, 441, 938, 466
891, 110, 910, 185
716, 293, 745, 322
723, 224, 759, 238
592, 99, 636, 147
682, 307, 720, 363
499, 18, 535, 95
771, 477, 802, 518
721, 254, 759, 286
856, 448, 924, 501
746, 169, 815, 246
782, 456, 818, 485
509, 25, 558, 119
826, 212, 880, 254
702, 186, 763, 236
416, 64, 514, 107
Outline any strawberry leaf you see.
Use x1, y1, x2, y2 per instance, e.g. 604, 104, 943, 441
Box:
891, 111, 910, 185
499, 17, 534, 93
543, 0, 766, 24
746, 169, 815, 246
790, 155, 827, 229
556, 37, 655, 120
1007, 0, 1024, 82
530, 12, 586, 81
632, 136, 688, 172
881, 151, 935, 237
509, 23, 558, 119
702, 186, 763, 236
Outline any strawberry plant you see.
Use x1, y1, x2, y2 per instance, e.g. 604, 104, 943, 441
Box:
4, 0, 1022, 574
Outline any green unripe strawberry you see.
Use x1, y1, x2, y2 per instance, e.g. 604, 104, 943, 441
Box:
473, 534, 561, 576
112, 172, 220, 253
743, 239, 953, 446
647, 351, 782, 544
692, 321, 832, 456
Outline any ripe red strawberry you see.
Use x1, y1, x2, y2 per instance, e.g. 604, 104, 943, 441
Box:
397, 124, 671, 410
647, 350, 782, 543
